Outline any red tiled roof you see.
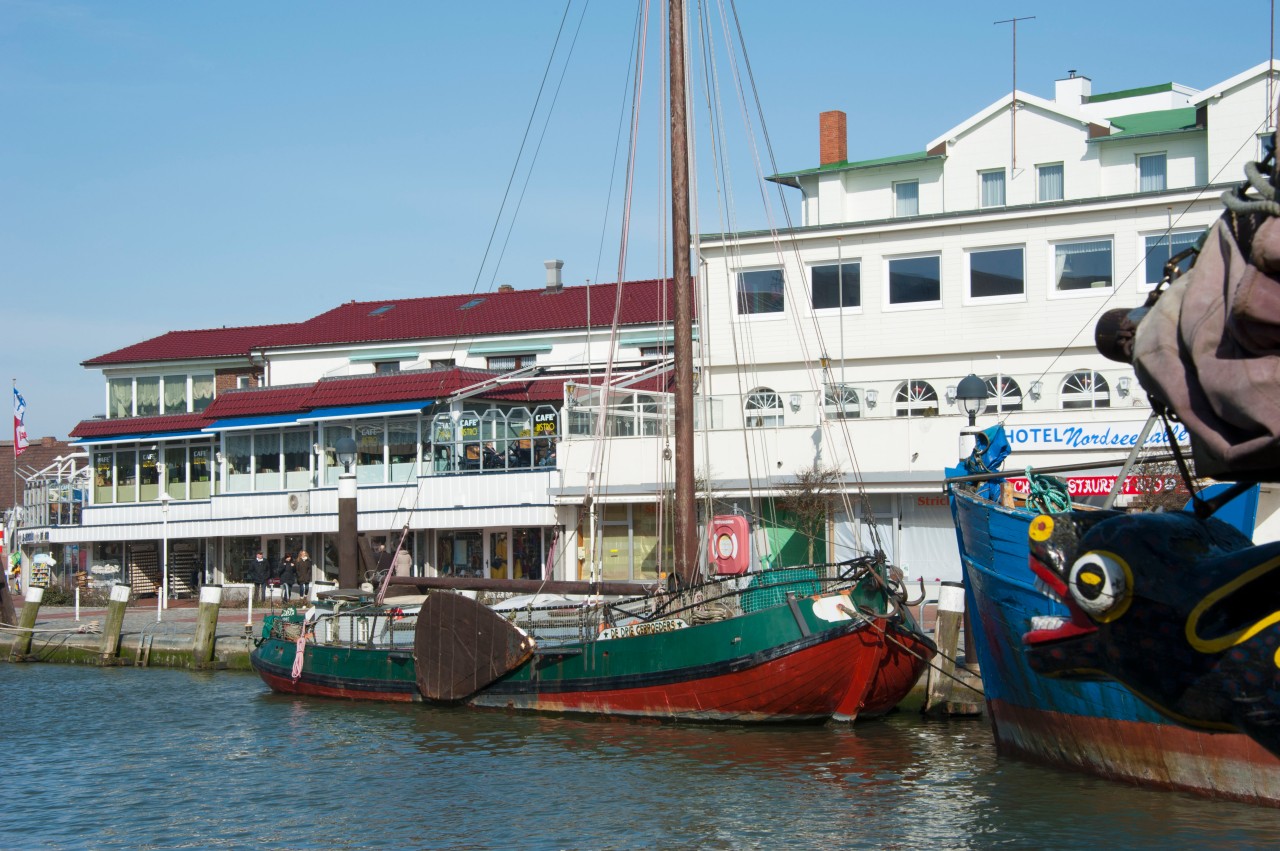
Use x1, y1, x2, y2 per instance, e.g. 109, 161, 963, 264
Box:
83, 324, 298, 366
258, 279, 682, 349
202, 384, 317, 419
305, 368, 499, 407
69, 413, 212, 440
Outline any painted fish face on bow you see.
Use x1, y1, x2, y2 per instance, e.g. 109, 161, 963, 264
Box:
1022, 508, 1280, 757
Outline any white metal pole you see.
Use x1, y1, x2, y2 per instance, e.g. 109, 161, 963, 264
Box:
161, 498, 169, 610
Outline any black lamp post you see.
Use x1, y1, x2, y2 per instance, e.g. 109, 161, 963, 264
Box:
956, 374, 989, 428
336, 436, 359, 589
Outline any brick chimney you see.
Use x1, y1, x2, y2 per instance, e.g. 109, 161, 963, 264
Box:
544, 259, 564, 293
820, 110, 847, 166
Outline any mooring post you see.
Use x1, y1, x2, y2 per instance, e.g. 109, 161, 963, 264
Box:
923, 580, 964, 716
191, 584, 222, 668
99, 584, 132, 664
9, 584, 45, 661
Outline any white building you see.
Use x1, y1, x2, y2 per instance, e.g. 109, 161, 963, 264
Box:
691, 62, 1280, 580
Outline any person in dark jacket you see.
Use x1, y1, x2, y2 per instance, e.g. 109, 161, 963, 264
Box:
295, 550, 313, 598
250, 552, 268, 601
280, 555, 298, 602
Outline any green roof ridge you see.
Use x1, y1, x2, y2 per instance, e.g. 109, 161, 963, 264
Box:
1102, 106, 1200, 138
771, 150, 934, 181
1086, 82, 1174, 103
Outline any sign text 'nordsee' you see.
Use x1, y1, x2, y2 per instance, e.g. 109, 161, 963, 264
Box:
1006, 421, 1189, 451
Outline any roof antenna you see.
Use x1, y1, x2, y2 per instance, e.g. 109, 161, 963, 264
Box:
995, 15, 1036, 175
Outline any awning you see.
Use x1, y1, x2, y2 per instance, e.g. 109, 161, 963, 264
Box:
298, 401, 435, 422
203, 413, 304, 433
466, 343, 554, 356
73, 430, 209, 446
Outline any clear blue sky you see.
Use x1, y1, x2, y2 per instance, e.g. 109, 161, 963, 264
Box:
2, 0, 1272, 440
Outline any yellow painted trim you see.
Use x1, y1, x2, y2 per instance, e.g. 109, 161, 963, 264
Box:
1186, 554, 1280, 654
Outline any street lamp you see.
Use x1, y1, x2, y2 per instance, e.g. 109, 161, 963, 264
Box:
955, 374, 989, 428
157, 491, 171, 621
336, 436, 357, 473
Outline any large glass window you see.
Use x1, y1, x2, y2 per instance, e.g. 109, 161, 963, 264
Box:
980, 169, 1005, 207
1139, 153, 1167, 192
115, 450, 137, 502
486, 355, 536, 371
888, 255, 941, 306
190, 445, 213, 499
165, 446, 187, 500
969, 247, 1024, 299
744, 388, 784, 428
1037, 163, 1064, 202
823, 384, 860, 419
737, 269, 785, 315
163, 375, 187, 415
1144, 231, 1200, 286
811, 262, 861, 310
388, 418, 419, 482
108, 378, 132, 418
893, 380, 939, 418
323, 425, 354, 485
356, 421, 386, 484
1062, 370, 1111, 409
1054, 239, 1113, 292
192, 375, 215, 412
226, 434, 252, 492
598, 504, 662, 582
283, 430, 312, 490
894, 180, 919, 217
135, 377, 160, 418
254, 432, 281, 491
94, 450, 114, 504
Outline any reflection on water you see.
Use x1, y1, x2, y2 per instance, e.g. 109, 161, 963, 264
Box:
2, 665, 1276, 849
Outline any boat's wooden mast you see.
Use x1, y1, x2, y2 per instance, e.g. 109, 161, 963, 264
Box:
669, 0, 697, 587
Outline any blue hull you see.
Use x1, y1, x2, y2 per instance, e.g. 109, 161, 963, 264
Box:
950, 486, 1280, 805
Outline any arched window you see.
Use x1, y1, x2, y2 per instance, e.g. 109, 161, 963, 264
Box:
985, 375, 1023, 412
1061, 370, 1110, 409
745, 388, 784, 428
894, 380, 938, 418
823, 384, 860, 420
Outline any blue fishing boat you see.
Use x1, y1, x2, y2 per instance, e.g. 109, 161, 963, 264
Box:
949, 479, 1280, 806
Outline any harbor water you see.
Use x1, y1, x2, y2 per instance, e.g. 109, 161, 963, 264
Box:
3, 664, 1278, 849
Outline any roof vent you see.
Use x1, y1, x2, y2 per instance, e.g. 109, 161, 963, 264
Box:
545, 259, 564, 293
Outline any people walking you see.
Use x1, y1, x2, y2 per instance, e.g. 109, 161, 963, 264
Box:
250, 552, 268, 601
280, 555, 298, 602
295, 549, 313, 598
393, 546, 412, 577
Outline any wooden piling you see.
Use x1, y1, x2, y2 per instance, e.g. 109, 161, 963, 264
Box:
923, 581, 964, 716
191, 584, 222, 668
9, 585, 45, 661
99, 584, 132, 664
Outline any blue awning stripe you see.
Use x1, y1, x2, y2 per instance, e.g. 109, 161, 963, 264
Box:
72, 430, 209, 446
298, 401, 433, 422
202, 413, 304, 432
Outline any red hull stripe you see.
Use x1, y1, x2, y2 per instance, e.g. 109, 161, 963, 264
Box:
990, 699, 1280, 807
472, 622, 873, 721
254, 667, 419, 703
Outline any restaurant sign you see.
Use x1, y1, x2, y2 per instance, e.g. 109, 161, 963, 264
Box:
1007, 475, 1186, 498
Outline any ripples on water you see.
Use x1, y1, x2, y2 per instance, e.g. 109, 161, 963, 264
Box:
2, 664, 1277, 849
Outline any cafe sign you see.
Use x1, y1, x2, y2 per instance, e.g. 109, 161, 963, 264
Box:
1006, 421, 1189, 452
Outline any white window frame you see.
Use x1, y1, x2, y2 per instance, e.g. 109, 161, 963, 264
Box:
1061, 370, 1111, 410
979, 168, 1006, 208
1138, 152, 1167, 193
1036, 162, 1064, 202
1049, 237, 1114, 300
964, 245, 1026, 305
735, 268, 787, 319
892, 380, 939, 418
884, 253, 943, 312
1139, 229, 1201, 291
893, 180, 919, 217
808, 260, 863, 313
744, 388, 784, 428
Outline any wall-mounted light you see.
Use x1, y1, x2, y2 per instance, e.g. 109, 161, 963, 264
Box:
1117, 376, 1132, 398
312, 442, 322, 455
789, 393, 802, 413
865, 389, 879, 409
215, 452, 225, 464
945, 385, 958, 405
1028, 381, 1043, 402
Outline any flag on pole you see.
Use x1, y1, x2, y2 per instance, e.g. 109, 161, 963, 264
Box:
13, 386, 29, 457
